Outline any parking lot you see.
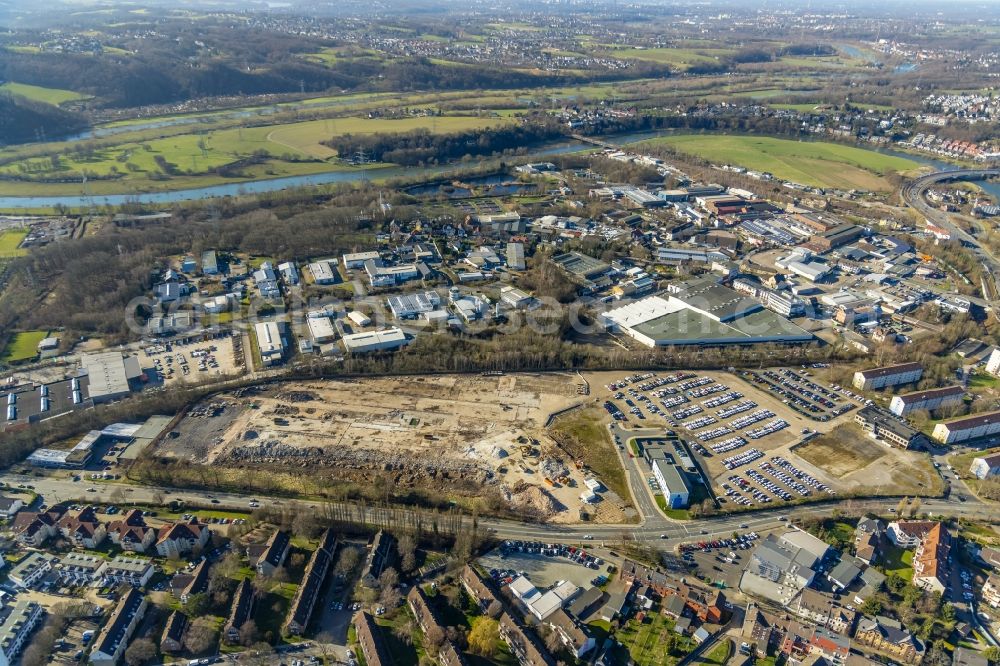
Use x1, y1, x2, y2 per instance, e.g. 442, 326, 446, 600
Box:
740, 368, 860, 422
143, 336, 243, 386
478, 541, 616, 591
596, 368, 861, 510
678, 531, 763, 589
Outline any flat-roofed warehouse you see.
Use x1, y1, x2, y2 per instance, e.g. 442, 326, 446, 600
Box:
308, 260, 338, 285
890, 385, 965, 417
254, 321, 286, 366
932, 410, 1000, 445
852, 362, 923, 391
80, 351, 142, 403
552, 251, 614, 292
600, 278, 813, 347
306, 314, 337, 344
341, 328, 410, 354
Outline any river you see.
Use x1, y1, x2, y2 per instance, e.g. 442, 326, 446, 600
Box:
0, 130, 995, 209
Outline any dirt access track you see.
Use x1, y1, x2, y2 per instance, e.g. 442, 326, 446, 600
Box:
155, 372, 632, 523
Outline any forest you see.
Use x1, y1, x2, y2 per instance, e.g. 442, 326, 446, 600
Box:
323, 118, 565, 165
0, 93, 89, 145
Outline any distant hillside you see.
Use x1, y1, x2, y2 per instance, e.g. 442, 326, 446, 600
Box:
0, 93, 90, 145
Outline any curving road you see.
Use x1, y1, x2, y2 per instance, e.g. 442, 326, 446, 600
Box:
900, 168, 1000, 305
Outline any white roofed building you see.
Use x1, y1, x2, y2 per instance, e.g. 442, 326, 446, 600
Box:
254, 322, 286, 366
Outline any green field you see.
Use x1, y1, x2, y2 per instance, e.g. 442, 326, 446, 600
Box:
607, 47, 734, 69
1, 330, 49, 363
882, 546, 914, 581
0, 82, 89, 105
0, 114, 509, 196
0, 229, 28, 257
640, 134, 919, 191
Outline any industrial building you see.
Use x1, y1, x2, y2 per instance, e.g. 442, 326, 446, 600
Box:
364, 259, 419, 288
81, 351, 142, 403
500, 286, 534, 310
600, 278, 812, 347
277, 261, 299, 285
387, 292, 441, 319
254, 322, 286, 366
932, 410, 1000, 444
341, 328, 410, 354
306, 314, 337, 344
348, 310, 371, 328
308, 261, 338, 285
552, 252, 615, 293
506, 242, 526, 271
342, 251, 381, 269
889, 385, 965, 417
656, 248, 728, 264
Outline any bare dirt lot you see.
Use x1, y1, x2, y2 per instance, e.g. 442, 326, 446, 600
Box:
155, 372, 633, 523
793, 423, 942, 496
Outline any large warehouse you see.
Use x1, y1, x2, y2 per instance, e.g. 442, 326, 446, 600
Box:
600, 278, 812, 347
81, 351, 142, 403
932, 410, 1000, 444
254, 322, 286, 366
341, 328, 410, 354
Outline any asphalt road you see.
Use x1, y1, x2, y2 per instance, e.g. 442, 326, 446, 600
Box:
7, 467, 994, 553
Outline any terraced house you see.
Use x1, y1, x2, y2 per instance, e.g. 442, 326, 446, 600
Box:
283, 530, 338, 636
90, 588, 147, 666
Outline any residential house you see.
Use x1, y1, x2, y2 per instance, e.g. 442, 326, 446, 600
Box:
0, 496, 24, 518
545, 609, 596, 658
353, 611, 393, 666
912, 523, 950, 594
160, 611, 187, 654
224, 578, 255, 644
828, 558, 862, 591
248, 530, 290, 577
854, 615, 923, 661
499, 612, 556, 666
460, 565, 500, 612
809, 626, 851, 662
8, 552, 55, 589
90, 588, 147, 666
283, 530, 337, 636
791, 588, 856, 635
970, 453, 1000, 480
56, 552, 105, 586
886, 520, 937, 548
407, 585, 469, 665
57, 506, 107, 549
981, 574, 1000, 608
0, 600, 44, 666
155, 518, 210, 558
101, 556, 154, 587
361, 530, 396, 588
11, 508, 62, 547
171, 559, 210, 603
107, 509, 157, 553
854, 517, 885, 565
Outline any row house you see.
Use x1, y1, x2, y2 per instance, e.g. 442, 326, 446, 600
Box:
101, 556, 155, 587
56, 552, 105, 586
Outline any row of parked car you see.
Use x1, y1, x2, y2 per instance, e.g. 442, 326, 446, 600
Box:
499, 540, 605, 570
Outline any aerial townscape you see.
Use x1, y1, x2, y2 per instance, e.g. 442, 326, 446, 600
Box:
2, 0, 1000, 665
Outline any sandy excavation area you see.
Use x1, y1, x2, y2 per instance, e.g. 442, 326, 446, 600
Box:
158, 372, 632, 522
